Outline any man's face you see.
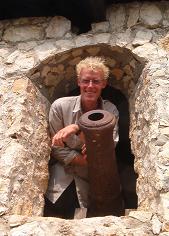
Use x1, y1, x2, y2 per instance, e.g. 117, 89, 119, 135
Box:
78, 68, 107, 105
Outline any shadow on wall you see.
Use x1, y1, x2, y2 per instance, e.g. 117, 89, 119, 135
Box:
0, 0, 106, 33
0, 0, 159, 33
68, 84, 138, 209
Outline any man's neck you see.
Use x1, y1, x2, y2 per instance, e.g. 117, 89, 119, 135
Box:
81, 100, 101, 113
83, 104, 97, 112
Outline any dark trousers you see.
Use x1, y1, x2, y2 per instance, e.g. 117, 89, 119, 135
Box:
44, 180, 80, 219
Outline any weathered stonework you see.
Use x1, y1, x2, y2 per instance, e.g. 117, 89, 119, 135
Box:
1, 1, 169, 235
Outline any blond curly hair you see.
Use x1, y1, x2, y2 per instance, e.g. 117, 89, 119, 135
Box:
76, 57, 109, 80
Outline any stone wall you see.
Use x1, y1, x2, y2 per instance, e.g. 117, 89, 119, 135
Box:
0, 75, 51, 216
1, 1, 169, 235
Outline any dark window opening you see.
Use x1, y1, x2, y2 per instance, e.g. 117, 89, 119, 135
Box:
44, 83, 137, 218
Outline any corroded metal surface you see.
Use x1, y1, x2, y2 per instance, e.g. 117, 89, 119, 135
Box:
79, 109, 124, 217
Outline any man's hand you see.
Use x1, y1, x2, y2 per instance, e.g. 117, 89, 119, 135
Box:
71, 143, 87, 167
81, 144, 86, 156
52, 124, 80, 147
71, 154, 87, 167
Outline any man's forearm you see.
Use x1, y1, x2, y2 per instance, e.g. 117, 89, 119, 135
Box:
52, 124, 80, 147
51, 146, 82, 166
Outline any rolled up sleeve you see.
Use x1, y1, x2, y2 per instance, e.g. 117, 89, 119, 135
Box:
51, 146, 80, 165
49, 101, 81, 165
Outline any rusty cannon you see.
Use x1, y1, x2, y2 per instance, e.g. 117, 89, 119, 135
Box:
78, 109, 124, 217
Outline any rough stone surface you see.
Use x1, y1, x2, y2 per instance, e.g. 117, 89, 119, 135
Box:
0, 212, 164, 235
0, 76, 51, 216
152, 215, 162, 234
132, 43, 158, 61
91, 21, 110, 33
94, 33, 111, 44
115, 29, 132, 47
127, 2, 140, 28
139, 3, 162, 28
55, 39, 75, 50
3, 26, 44, 42
34, 41, 57, 61
75, 34, 94, 47
132, 30, 153, 46
1, 1, 169, 235
46, 16, 71, 39
107, 5, 126, 31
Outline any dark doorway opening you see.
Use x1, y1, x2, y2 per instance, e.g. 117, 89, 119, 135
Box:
44, 83, 137, 218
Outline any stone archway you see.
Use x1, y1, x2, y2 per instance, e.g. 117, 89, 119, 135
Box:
28, 43, 144, 214
1, 43, 145, 217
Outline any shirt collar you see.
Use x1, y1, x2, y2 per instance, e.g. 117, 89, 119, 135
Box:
98, 96, 104, 109
73, 95, 104, 113
73, 95, 82, 113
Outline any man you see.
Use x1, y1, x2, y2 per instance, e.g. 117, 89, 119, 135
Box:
45, 57, 119, 218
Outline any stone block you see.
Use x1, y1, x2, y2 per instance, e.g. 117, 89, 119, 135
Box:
140, 3, 162, 28
46, 16, 71, 39
3, 26, 44, 42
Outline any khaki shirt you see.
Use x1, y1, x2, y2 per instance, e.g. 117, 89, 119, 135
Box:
46, 95, 119, 207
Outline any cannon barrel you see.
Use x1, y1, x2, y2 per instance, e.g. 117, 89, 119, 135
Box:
78, 109, 124, 217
